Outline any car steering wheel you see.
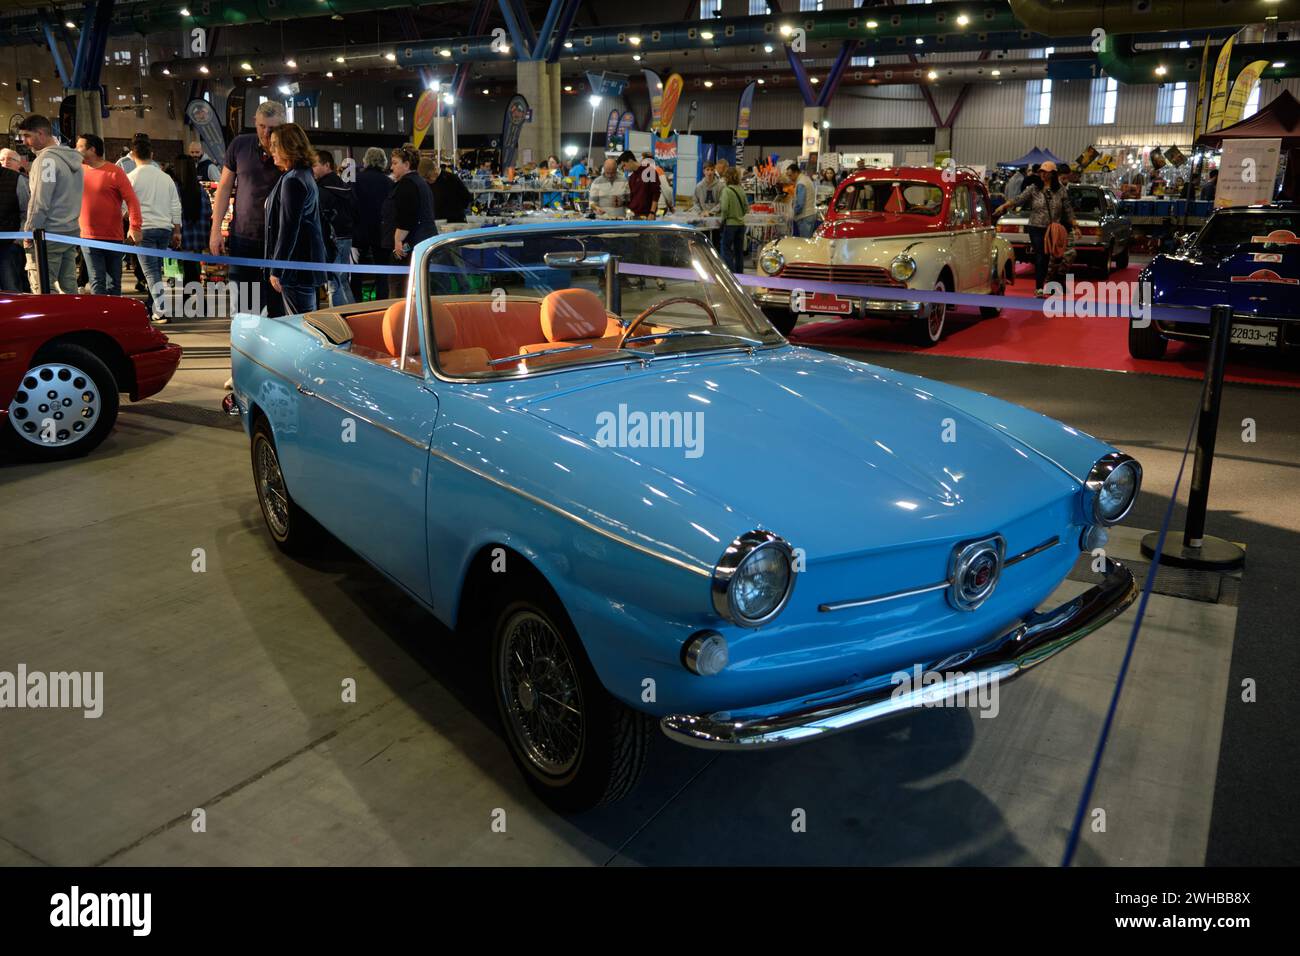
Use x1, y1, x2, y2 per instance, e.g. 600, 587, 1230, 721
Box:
619, 297, 719, 347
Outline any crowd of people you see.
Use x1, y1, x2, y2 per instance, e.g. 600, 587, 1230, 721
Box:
0, 101, 477, 319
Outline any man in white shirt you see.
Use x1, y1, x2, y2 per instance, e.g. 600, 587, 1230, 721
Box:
588, 158, 630, 218
127, 139, 182, 321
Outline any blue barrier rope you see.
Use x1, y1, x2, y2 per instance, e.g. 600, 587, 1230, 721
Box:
1, 229, 1206, 323
1059, 397, 1203, 867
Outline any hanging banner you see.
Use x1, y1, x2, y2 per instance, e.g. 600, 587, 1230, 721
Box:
499, 94, 529, 171
1192, 35, 1213, 139
1074, 145, 1098, 171
617, 110, 635, 138
658, 73, 684, 138
1221, 60, 1271, 128
642, 69, 664, 132
1164, 145, 1187, 167
733, 80, 757, 165
1149, 147, 1166, 170
411, 90, 438, 149
185, 98, 229, 168
605, 108, 620, 142
586, 71, 628, 99
1205, 34, 1237, 132
225, 83, 246, 140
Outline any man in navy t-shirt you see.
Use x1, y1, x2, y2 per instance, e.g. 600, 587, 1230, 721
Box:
209, 101, 285, 316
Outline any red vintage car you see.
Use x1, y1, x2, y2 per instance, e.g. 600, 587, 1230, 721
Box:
753, 166, 1016, 344
1, 292, 182, 460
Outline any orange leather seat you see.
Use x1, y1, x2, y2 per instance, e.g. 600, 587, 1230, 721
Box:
427, 301, 491, 375
441, 299, 545, 359
345, 309, 389, 353
519, 288, 623, 356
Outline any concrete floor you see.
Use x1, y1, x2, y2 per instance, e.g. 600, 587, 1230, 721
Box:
0, 319, 1268, 865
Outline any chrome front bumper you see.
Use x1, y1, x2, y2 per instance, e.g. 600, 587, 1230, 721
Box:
753, 289, 924, 315
661, 557, 1138, 750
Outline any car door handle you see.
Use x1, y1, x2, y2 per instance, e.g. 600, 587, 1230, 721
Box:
297, 384, 316, 398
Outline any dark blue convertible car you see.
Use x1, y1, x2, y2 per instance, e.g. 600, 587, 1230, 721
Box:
1132, 202, 1300, 359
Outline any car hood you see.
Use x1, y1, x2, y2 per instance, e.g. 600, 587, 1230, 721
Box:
817, 215, 948, 240
517, 347, 1088, 560
1147, 245, 1300, 313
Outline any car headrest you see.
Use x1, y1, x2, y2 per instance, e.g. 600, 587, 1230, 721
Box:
541, 288, 608, 342
382, 300, 421, 357
428, 299, 458, 351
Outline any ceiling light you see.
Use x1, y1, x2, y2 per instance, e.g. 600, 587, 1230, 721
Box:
443, 93, 454, 105
407, 92, 414, 98
629, 35, 641, 45
335, 56, 345, 63
482, 88, 490, 94
779, 24, 792, 37
866, 20, 878, 29
589, 94, 601, 107
1154, 64, 1167, 76
764, 43, 773, 53
564, 84, 572, 91
64, 21, 75, 29
384, 52, 396, 62
956, 14, 969, 26
325, 71, 333, 78
440, 49, 451, 57
633, 54, 641, 61
564, 40, 573, 48
757, 78, 764, 84
1273, 61, 1286, 68
431, 79, 441, 90
285, 58, 297, 68
867, 56, 875, 67
810, 76, 819, 84
240, 62, 252, 71
991, 68, 1001, 76
915, 37, 924, 46
822, 119, 830, 128
701, 30, 714, 40
198, 65, 209, 74
703, 79, 713, 87
161, 68, 170, 76
277, 83, 291, 94
179, 6, 191, 15
927, 70, 938, 80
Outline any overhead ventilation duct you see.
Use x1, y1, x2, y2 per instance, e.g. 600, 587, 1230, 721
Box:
1097, 34, 1300, 83
1008, 0, 1296, 38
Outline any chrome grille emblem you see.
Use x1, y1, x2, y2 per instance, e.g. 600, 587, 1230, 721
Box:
948, 535, 1005, 611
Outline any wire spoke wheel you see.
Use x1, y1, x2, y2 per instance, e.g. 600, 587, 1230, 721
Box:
498, 609, 585, 777
254, 436, 290, 539
7, 362, 100, 448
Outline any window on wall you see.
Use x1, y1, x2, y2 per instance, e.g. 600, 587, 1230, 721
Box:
697, 0, 720, 16
799, 0, 824, 10
377, 105, 385, 131
332, 102, 341, 129
748, 0, 767, 15
285, 102, 295, 123
1156, 81, 1188, 124
397, 106, 406, 132
1024, 79, 1052, 125
355, 104, 364, 129
1089, 76, 1118, 124
1244, 81, 1262, 118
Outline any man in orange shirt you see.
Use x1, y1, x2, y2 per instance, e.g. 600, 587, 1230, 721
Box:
77, 133, 143, 296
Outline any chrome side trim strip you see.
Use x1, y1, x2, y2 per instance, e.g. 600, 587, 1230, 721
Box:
425, 445, 714, 578
1004, 535, 1061, 567
293, 383, 428, 451
819, 580, 949, 613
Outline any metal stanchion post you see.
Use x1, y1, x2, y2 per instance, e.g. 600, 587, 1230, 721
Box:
1141, 303, 1246, 570
33, 228, 51, 294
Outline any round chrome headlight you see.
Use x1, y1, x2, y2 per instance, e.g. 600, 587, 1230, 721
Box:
711, 530, 796, 628
759, 246, 785, 276
890, 254, 917, 282
1085, 453, 1142, 526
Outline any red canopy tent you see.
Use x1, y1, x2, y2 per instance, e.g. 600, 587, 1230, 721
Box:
1196, 89, 1300, 149
1197, 90, 1300, 199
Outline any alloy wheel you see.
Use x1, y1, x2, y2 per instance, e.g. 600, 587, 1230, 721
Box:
7, 362, 100, 448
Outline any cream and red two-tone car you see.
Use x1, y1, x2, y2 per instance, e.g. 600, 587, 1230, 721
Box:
753, 166, 1015, 345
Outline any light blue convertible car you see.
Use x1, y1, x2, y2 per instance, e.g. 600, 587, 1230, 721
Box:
227, 221, 1141, 811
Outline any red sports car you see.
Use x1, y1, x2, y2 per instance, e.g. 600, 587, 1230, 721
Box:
1, 292, 182, 460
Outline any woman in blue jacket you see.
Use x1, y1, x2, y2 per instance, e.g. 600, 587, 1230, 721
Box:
264, 123, 326, 314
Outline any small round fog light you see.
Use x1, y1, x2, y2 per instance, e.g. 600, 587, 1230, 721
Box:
684, 631, 729, 676
1080, 526, 1109, 552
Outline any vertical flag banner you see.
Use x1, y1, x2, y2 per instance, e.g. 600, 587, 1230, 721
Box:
500, 94, 529, 171
1192, 35, 1212, 140
734, 80, 757, 164
412, 90, 438, 149
225, 84, 247, 142
1222, 61, 1270, 128
186, 98, 229, 167
617, 110, 635, 138
605, 108, 620, 141
642, 69, 664, 132
657, 73, 684, 138
1205, 34, 1237, 132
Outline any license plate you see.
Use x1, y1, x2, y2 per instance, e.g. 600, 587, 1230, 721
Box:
1229, 323, 1279, 347
805, 292, 857, 315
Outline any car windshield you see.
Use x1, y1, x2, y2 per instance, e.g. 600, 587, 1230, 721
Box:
833, 180, 944, 216
1069, 186, 1105, 216
1198, 211, 1300, 249
422, 226, 783, 379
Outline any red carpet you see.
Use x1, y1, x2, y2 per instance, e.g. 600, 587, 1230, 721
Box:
788, 263, 1300, 389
